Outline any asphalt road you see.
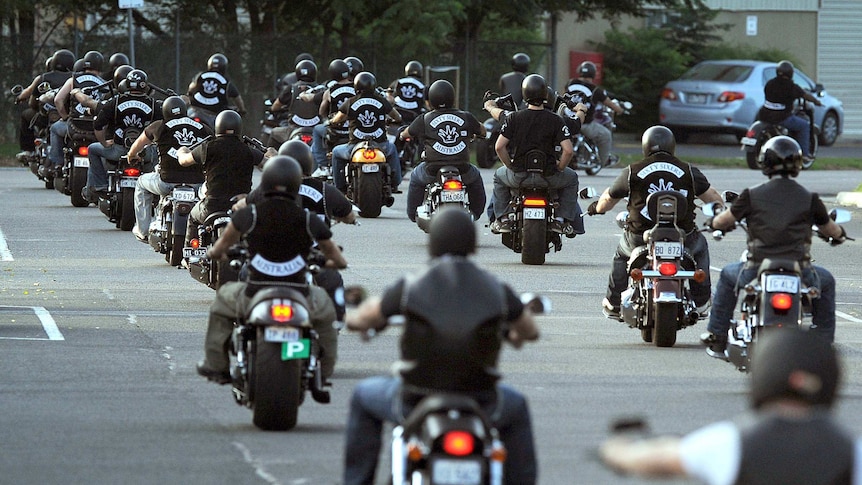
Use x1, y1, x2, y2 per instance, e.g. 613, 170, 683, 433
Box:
1, 166, 861, 484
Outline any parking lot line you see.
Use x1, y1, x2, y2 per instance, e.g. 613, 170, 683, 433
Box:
0, 306, 64, 341
0, 226, 13, 261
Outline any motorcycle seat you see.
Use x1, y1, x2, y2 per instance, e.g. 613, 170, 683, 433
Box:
245, 286, 310, 317
401, 393, 489, 435
757, 258, 802, 275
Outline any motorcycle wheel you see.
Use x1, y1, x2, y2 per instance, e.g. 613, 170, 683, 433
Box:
585, 164, 602, 176
168, 234, 184, 267
521, 218, 546, 265
653, 302, 678, 347
119, 187, 136, 231
356, 171, 383, 218
745, 149, 760, 170
640, 328, 653, 343
252, 337, 303, 431
44, 176, 54, 190
70, 166, 89, 207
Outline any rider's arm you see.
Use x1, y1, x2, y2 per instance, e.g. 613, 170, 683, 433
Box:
330, 111, 347, 126
17, 75, 40, 102
697, 187, 724, 207
318, 238, 347, 269
207, 222, 242, 261
388, 107, 402, 125
603, 96, 625, 115
495, 134, 513, 169
127, 129, 154, 163
318, 90, 331, 118
600, 435, 686, 477
558, 138, 574, 171
712, 208, 737, 231
177, 146, 198, 167
54, 78, 73, 119
594, 187, 623, 214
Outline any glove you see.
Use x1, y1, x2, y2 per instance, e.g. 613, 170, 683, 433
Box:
587, 201, 601, 216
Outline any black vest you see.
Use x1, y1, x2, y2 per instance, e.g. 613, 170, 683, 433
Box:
242, 198, 313, 286
393, 77, 425, 113
154, 117, 208, 184
328, 83, 355, 135
745, 178, 814, 264
396, 257, 507, 393
419, 109, 473, 168
111, 94, 158, 144
625, 154, 697, 233
498, 71, 525, 108
288, 81, 321, 127
566, 79, 598, 123
298, 178, 331, 226
190, 71, 230, 111
347, 93, 389, 143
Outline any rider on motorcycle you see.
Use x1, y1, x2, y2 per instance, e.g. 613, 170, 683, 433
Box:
185, 53, 246, 128
700, 136, 847, 357
344, 208, 540, 485
401, 79, 486, 221
388, 60, 426, 124
498, 52, 530, 109
588, 126, 722, 320
270, 59, 321, 146
308, 58, 355, 174
196, 156, 346, 384
566, 61, 625, 167
757, 60, 822, 164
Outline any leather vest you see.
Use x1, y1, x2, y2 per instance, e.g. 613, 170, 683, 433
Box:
243, 198, 312, 286
420, 109, 473, 166
287, 82, 321, 127
393, 77, 425, 112
625, 154, 697, 234
347, 94, 389, 143
199, 136, 255, 209
155, 117, 208, 184
498, 71, 525, 108
190, 71, 230, 111
298, 178, 330, 226
112, 94, 158, 145
745, 178, 814, 264
566, 80, 597, 123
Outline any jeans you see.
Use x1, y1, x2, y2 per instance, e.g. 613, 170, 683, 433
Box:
605, 230, 712, 308
134, 173, 174, 236
331, 141, 400, 192
49, 120, 68, 168
492, 166, 584, 233
580, 121, 613, 165
780, 114, 813, 157
406, 162, 486, 221
706, 261, 836, 342
86, 142, 128, 190
343, 376, 537, 485
202, 282, 338, 377
311, 124, 328, 169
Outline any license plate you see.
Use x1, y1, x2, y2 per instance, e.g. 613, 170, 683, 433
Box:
73, 157, 89, 168
654, 241, 683, 259
523, 208, 545, 220
264, 326, 300, 342
120, 178, 137, 188
686, 93, 707, 104
440, 190, 465, 203
182, 247, 207, 258
431, 458, 482, 485
172, 189, 196, 201
740, 137, 757, 146
262, 126, 272, 134
361, 164, 380, 173
765, 274, 800, 293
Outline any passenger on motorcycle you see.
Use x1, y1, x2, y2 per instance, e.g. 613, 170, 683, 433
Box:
566, 60, 625, 167
185, 53, 246, 128
499, 52, 530, 109
588, 126, 721, 320
344, 208, 540, 485
700, 136, 846, 357
489, 74, 583, 236
329, 71, 403, 194
127, 96, 211, 243
269, 59, 321, 146
757, 60, 822, 163
196, 156, 346, 384
83, 69, 161, 204
307, 59, 355, 173
401, 80, 486, 221
601, 328, 860, 483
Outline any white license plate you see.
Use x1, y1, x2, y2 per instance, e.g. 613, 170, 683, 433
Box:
654, 241, 683, 259
264, 326, 300, 342
182, 247, 207, 258
431, 458, 482, 485
523, 208, 545, 220
686, 93, 707, 104
765, 274, 800, 293
440, 190, 465, 203
120, 178, 137, 188
74, 157, 89, 168
172, 189, 196, 202
361, 164, 380, 173
262, 126, 272, 134
740, 137, 757, 146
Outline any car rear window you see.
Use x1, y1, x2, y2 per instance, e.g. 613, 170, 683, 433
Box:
680, 64, 753, 82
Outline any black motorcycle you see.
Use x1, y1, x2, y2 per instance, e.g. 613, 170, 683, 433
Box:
148, 183, 200, 266
740, 99, 818, 170
415, 165, 471, 233
54, 116, 97, 207
97, 154, 148, 231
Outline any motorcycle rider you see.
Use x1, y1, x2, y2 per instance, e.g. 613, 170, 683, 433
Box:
700, 136, 846, 357
388, 60, 426, 123
330, 71, 403, 194
343, 208, 540, 485
489, 74, 584, 236
185, 53, 246, 128
757, 60, 822, 164
177, 110, 274, 247
276, 52, 314, 95
499, 52, 530, 109
400, 79, 486, 221
309, 59, 355, 175
126, 96, 211, 244
83, 69, 161, 204
566, 60, 625, 167
102, 52, 129, 81
600, 328, 859, 483
344, 56, 364, 80
587, 125, 721, 320
196, 155, 346, 384
269, 59, 320, 147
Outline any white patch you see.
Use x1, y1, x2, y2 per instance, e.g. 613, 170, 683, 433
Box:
299, 184, 323, 203
250, 254, 306, 277
636, 162, 685, 179
118, 100, 154, 113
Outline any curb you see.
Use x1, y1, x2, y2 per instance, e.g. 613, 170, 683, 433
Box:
836, 191, 862, 208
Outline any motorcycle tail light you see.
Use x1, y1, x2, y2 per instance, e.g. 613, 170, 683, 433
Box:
658, 262, 677, 276
442, 431, 474, 456
746, 129, 756, 138
490, 443, 507, 463
771, 293, 793, 311
34, 138, 44, 147
193, 117, 202, 123
407, 442, 424, 462
693, 269, 707, 283
270, 302, 294, 322
443, 180, 463, 191
77, 146, 89, 156
718, 91, 745, 102
630, 268, 643, 281
300, 133, 313, 145
123, 167, 141, 177
190, 238, 200, 249
523, 198, 546, 207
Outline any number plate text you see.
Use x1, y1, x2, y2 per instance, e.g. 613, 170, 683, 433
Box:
765, 274, 800, 293
431, 458, 482, 485
654, 241, 683, 259
523, 208, 545, 220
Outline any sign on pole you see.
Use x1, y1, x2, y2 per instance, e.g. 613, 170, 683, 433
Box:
119, 0, 144, 8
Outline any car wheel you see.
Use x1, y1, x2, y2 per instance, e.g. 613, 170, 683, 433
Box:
819, 111, 839, 147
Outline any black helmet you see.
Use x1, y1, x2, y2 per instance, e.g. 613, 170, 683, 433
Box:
278, 140, 314, 176
260, 155, 303, 197
82, 50, 104, 72
73, 59, 85, 72
108, 53, 130, 71
45, 55, 54, 71
405, 60, 423, 78
354, 72, 376, 94
113, 64, 134, 89
511, 53, 530, 73
428, 80, 455, 109
126, 69, 148, 92
429, 208, 476, 258
578, 61, 597, 79
344, 56, 364, 77
215, 110, 242, 136
641, 125, 676, 157
521, 74, 547, 106
750, 329, 840, 410
759, 135, 802, 177
328, 59, 350, 82
52, 49, 76, 72
776, 60, 794, 79
207, 53, 228, 74
295, 59, 317, 83
294, 53, 314, 65
162, 96, 187, 121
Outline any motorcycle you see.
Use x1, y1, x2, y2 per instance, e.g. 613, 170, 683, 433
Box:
54, 116, 97, 207
148, 183, 201, 267
97, 154, 148, 231
558, 93, 631, 176
184, 207, 238, 290
30, 83, 61, 189
415, 165, 471, 233
740, 99, 819, 171
617, 191, 707, 347
224, 247, 331, 431
474, 92, 518, 169
345, 137, 394, 218
701, 199, 853, 372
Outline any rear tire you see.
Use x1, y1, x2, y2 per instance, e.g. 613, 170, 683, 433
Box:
653, 302, 678, 347
168, 234, 184, 266
252, 337, 302, 431
521, 218, 546, 265
640, 328, 653, 343
119, 187, 135, 231
356, 171, 383, 218
70, 166, 89, 207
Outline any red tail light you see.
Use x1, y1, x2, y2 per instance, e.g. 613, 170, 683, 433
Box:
77, 146, 89, 156
123, 167, 141, 177
523, 198, 546, 207
190, 238, 200, 249
771, 293, 793, 311
270, 302, 294, 322
443, 180, 463, 191
661, 88, 678, 101
658, 262, 677, 276
442, 431, 474, 456
300, 134, 313, 145
746, 129, 756, 138
363, 149, 377, 160
717, 91, 745, 102
193, 117, 202, 123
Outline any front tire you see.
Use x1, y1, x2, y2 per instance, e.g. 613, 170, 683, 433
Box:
356, 170, 383, 218
819, 111, 839, 146
119, 187, 135, 231
653, 302, 678, 347
252, 337, 302, 431
521, 218, 546, 265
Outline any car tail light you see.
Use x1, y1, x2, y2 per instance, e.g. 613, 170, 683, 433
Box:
718, 91, 745, 102
443, 179, 463, 191
190, 238, 200, 249
442, 431, 474, 456
658, 262, 677, 276
661, 88, 678, 101
123, 167, 141, 177
270, 302, 294, 322
300, 133, 313, 145
771, 293, 793, 311
523, 198, 546, 207
78, 146, 89, 156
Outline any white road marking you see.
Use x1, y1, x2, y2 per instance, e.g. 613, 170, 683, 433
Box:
0, 226, 13, 261
837, 311, 862, 324
232, 442, 282, 485
0, 306, 64, 341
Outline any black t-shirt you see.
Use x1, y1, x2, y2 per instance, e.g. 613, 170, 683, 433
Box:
145, 117, 211, 184
191, 135, 263, 211
499, 108, 569, 171
391, 76, 426, 114
565, 79, 608, 123
407, 108, 483, 168
758, 76, 806, 124
341, 92, 393, 144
